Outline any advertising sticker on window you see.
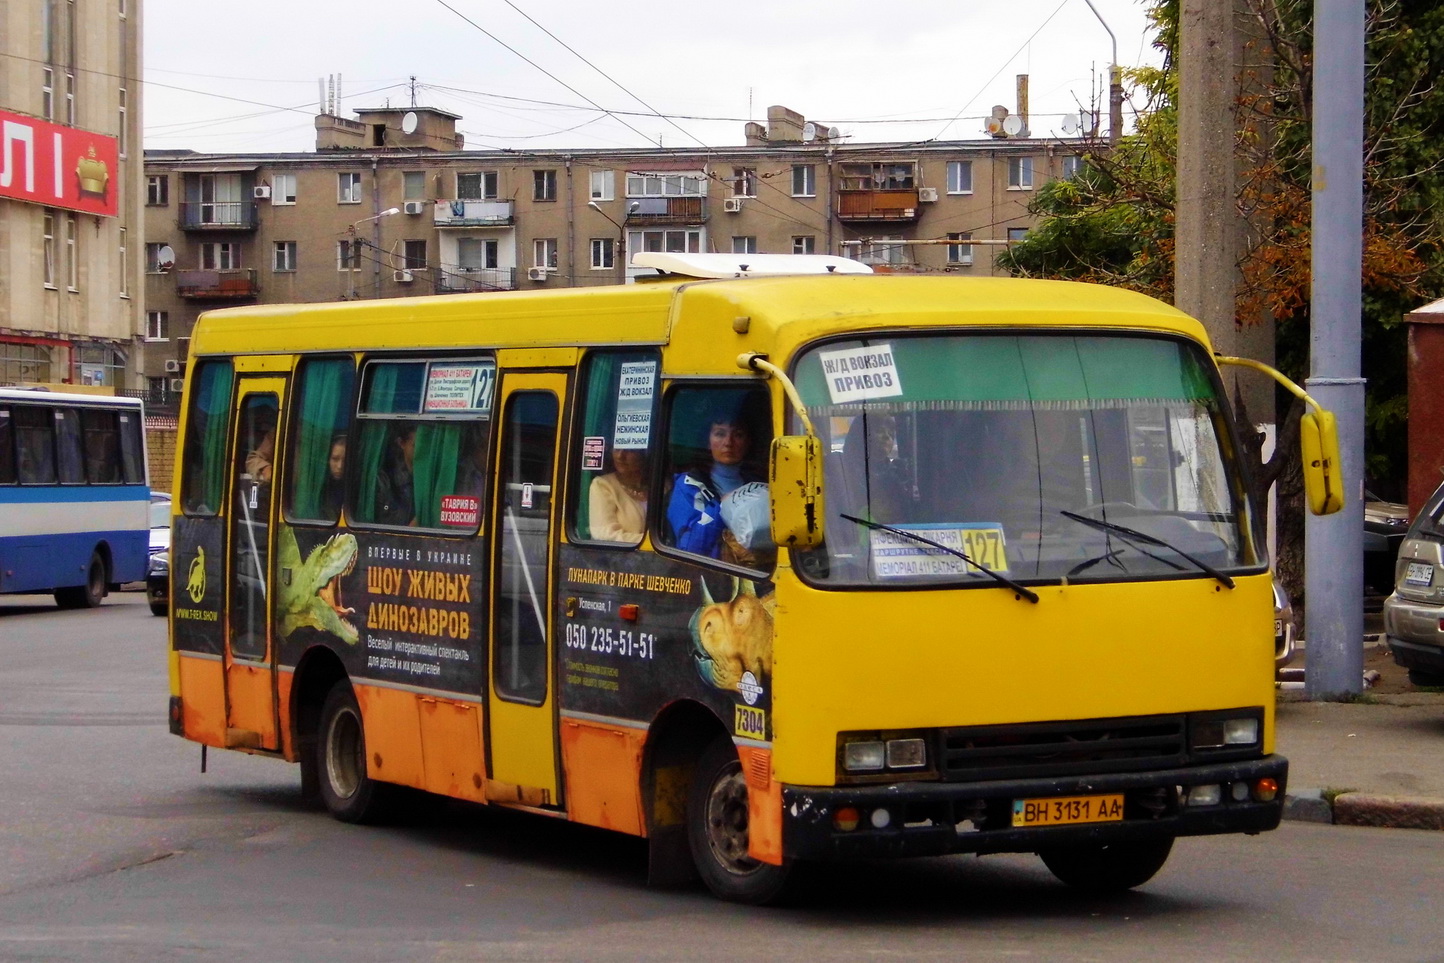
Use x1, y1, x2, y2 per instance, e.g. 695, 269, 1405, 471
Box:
613, 360, 656, 449
582, 436, 606, 471
817, 344, 903, 404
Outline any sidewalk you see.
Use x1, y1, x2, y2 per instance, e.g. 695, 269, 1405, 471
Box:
1275, 637, 1444, 830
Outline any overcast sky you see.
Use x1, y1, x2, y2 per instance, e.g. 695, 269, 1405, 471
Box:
142, 0, 1162, 155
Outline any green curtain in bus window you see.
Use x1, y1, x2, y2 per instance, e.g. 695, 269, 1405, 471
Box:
290, 358, 355, 521
0, 409, 16, 484
355, 364, 401, 522
412, 422, 462, 528
186, 362, 234, 513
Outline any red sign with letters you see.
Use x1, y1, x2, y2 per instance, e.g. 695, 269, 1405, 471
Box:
0, 109, 120, 217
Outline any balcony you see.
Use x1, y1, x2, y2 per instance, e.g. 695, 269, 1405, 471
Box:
626, 196, 707, 225
178, 201, 259, 231
175, 269, 259, 300
435, 265, 516, 293
836, 189, 921, 223
433, 199, 514, 228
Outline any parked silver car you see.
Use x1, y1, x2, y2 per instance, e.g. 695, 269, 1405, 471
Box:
1383, 482, 1444, 687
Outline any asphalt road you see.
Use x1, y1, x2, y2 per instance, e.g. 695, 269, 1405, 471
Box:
2, 592, 1442, 962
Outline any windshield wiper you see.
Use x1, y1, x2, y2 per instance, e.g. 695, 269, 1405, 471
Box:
840, 513, 1039, 603
1059, 510, 1234, 589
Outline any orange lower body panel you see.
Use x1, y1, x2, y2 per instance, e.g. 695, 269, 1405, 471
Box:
177, 654, 226, 747
738, 745, 782, 865
559, 719, 646, 836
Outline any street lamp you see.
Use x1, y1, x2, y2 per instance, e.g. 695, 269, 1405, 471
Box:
1079, 0, 1124, 145
588, 200, 633, 285
347, 207, 401, 299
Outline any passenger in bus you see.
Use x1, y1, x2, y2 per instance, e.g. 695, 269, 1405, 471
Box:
374, 424, 417, 525
666, 405, 773, 567
589, 447, 648, 542
245, 426, 275, 484
322, 434, 347, 519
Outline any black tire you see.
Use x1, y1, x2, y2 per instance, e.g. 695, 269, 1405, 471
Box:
55, 551, 107, 609
149, 601, 167, 617
1039, 837, 1174, 892
1407, 668, 1444, 688
317, 680, 393, 824
686, 736, 791, 904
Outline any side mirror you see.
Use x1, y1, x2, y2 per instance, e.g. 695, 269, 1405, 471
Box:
770, 435, 826, 549
1300, 409, 1343, 515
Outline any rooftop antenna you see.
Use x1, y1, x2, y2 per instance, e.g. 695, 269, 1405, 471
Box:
409, 75, 417, 108
318, 77, 325, 115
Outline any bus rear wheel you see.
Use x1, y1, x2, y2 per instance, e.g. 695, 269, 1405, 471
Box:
1039, 837, 1174, 892
55, 551, 106, 609
686, 736, 791, 904
317, 680, 393, 824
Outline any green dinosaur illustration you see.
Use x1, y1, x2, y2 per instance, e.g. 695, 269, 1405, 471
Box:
276, 525, 360, 645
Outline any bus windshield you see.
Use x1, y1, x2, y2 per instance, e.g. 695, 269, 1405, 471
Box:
793, 332, 1259, 586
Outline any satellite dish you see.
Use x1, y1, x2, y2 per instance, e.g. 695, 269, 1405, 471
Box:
828, 126, 841, 140
802, 121, 817, 142
156, 245, 175, 272
401, 111, 419, 135
1060, 113, 1080, 134
1002, 115, 1023, 136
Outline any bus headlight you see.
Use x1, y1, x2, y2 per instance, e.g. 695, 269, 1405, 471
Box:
1189, 710, 1262, 751
843, 741, 885, 772
838, 731, 933, 780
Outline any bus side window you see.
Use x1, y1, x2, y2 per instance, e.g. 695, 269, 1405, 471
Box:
15, 406, 57, 484
182, 360, 235, 514
569, 350, 658, 546
0, 408, 14, 484
81, 409, 122, 484
54, 409, 84, 484
286, 357, 357, 525
117, 412, 145, 485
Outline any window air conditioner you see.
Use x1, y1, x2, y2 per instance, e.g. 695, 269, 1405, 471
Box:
163, 359, 183, 373
252, 185, 271, 200
723, 197, 743, 213
918, 187, 939, 203
402, 200, 425, 215
527, 267, 550, 282
393, 270, 414, 283
169, 378, 186, 393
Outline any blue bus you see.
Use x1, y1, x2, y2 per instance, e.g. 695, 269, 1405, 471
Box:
0, 388, 150, 607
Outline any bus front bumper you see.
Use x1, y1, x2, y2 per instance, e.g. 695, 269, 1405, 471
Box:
781, 755, 1287, 860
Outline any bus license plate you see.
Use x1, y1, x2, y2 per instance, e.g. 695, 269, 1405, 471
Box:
1012, 794, 1124, 828
1405, 561, 1433, 587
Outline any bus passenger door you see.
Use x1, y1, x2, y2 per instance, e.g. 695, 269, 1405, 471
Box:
487, 374, 565, 802
223, 380, 285, 751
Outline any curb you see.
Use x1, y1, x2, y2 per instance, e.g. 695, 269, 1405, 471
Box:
1283, 788, 1444, 830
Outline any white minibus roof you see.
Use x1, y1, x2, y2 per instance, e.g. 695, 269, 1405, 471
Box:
631, 252, 872, 279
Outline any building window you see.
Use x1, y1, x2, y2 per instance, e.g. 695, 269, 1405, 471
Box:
859, 237, 904, 266
457, 237, 498, 270
43, 211, 56, 287
337, 240, 361, 271
65, 214, 78, 290
1008, 227, 1030, 243
946, 232, 974, 265
119, 227, 128, 296
590, 238, 615, 270
791, 235, 815, 255
201, 242, 240, 270
1008, 157, 1034, 190
144, 242, 166, 273
273, 241, 297, 272
791, 165, 816, 197
628, 229, 701, 256
838, 162, 916, 191
533, 169, 558, 202
947, 160, 973, 194
42, 67, 54, 121
146, 310, 168, 342
1061, 155, 1083, 179
534, 238, 558, 269
457, 171, 497, 200
403, 240, 427, 270
732, 236, 757, 255
271, 173, 297, 204
733, 168, 757, 198
338, 172, 363, 204
403, 171, 425, 200
625, 172, 705, 197
590, 170, 614, 202
65, 72, 75, 126
118, 88, 128, 157
146, 174, 168, 206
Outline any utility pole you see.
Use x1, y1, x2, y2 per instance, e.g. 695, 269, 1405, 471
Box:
1080, 0, 1123, 144
1305, 0, 1366, 699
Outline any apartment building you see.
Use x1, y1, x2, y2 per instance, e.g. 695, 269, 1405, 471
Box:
1, 0, 145, 388
141, 104, 1081, 394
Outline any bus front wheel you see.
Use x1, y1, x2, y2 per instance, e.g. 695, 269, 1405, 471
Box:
1039, 837, 1174, 892
686, 736, 791, 904
317, 680, 393, 824
55, 551, 106, 609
